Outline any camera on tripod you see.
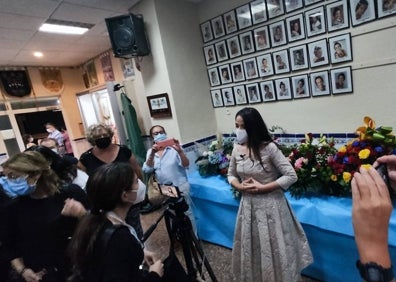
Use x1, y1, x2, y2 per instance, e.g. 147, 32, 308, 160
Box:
158, 183, 189, 213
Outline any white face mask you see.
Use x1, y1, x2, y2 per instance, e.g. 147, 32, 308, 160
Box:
235, 128, 248, 144
135, 179, 146, 204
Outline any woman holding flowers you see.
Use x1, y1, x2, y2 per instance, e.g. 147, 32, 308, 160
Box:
228, 107, 312, 282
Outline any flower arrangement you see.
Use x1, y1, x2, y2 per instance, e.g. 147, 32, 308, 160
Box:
195, 136, 234, 177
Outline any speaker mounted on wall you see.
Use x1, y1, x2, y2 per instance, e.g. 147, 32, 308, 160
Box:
105, 13, 150, 58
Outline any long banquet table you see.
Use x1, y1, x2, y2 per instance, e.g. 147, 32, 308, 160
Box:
188, 171, 396, 282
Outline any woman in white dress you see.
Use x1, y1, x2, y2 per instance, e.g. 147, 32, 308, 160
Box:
228, 107, 313, 282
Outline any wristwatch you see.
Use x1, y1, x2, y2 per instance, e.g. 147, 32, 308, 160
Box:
356, 260, 394, 282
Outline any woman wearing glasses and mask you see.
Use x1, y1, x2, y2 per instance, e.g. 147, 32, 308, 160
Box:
1, 151, 88, 282
78, 123, 145, 238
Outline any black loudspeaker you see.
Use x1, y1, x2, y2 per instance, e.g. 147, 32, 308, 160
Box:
105, 13, 150, 58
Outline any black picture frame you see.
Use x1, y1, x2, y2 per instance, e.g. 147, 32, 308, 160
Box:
328, 33, 353, 64
377, 0, 396, 18
253, 26, 270, 51
233, 85, 248, 105
211, 89, 224, 107
250, 0, 268, 25
215, 41, 229, 62
273, 49, 290, 74
269, 20, 287, 47
147, 93, 172, 118
239, 31, 255, 55
219, 64, 233, 85
256, 53, 275, 77
230, 61, 246, 82
243, 58, 259, 80
246, 82, 261, 104
267, 0, 285, 19
260, 80, 276, 102
226, 36, 242, 58
236, 4, 253, 29
330, 66, 353, 95
310, 70, 330, 97
203, 45, 217, 66
274, 77, 292, 100
286, 13, 306, 43
285, 0, 304, 14
207, 67, 221, 87
211, 16, 226, 39
305, 6, 327, 37
289, 44, 309, 71
223, 10, 238, 34
308, 39, 329, 68
326, 0, 350, 32
350, 0, 376, 26
221, 87, 235, 106
291, 74, 310, 99
200, 21, 213, 43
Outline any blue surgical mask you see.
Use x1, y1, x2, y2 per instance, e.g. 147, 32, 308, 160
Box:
153, 133, 167, 143
0, 176, 37, 198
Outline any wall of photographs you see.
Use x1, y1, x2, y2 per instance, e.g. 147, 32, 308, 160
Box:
200, 0, 396, 108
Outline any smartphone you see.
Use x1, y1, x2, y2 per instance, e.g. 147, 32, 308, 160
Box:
376, 164, 391, 191
156, 138, 175, 148
159, 184, 180, 198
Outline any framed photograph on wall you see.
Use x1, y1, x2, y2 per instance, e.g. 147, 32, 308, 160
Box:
326, 0, 349, 32
285, 0, 303, 14
304, 0, 324, 6
207, 67, 221, 87
200, 21, 213, 43
267, 0, 285, 19
147, 93, 172, 118
256, 53, 275, 77
250, 0, 268, 25
289, 44, 309, 71
291, 74, 310, 99
273, 49, 290, 74
243, 58, 259, 80
223, 10, 238, 34
226, 36, 241, 58
254, 26, 270, 51
233, 85, 248, 105
260, 80, 276, 102
286, 13, 306, 43
215, 41, 229, 62
221, 87, 235, 106
269, 20, 287, 47
310, 70, 330, 97
203, 45, 217, 65
308, 39, 329, 68
236, 4, 253, 29
230, 61, 245, 82
211, 16, 225, 39
330, 66, 353, 95
328, 33, 352, 64
305, 6, 326, 37
274, 77, 292, 100
377, 0, 396, 18
246, 82, 261, 104
219, 64, 233, 85
239, 31, 255, 55
350, 0, 376, 26
211, 89, 223, 107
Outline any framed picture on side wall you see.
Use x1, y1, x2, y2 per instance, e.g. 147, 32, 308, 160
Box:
246, 82, 261, 104
308, 39, 329, 68
253, 26, 270, 51
274, 77, 292, 100
221, 87, 235, 106
219, 64, 233, 85
289, 44, 309, 71
230, 61, 245, 82
211, 89, 223, 107
310, 70, 330, 97
215, 41, 229, 62
285, 0, 303, 14
305, 6, 326, 37
269, 20, 287, 47
286, 13, 306, 43
226, 36, 242, 58
236, 4, 253, 29
239, 31, 255, 55
350, 0, 376, 26
203, 45, 217, 65
260, 80, 276, 102
304, 0, 324, 6
223, 10, 238, 34
250, 0, 268, 24
207, 67, 220, 87
200, 21, 213, 43
330, 66, 353, 95
377, 0, 396, 18
326, 0, 349, 32
211, 16, 225, 39
273, 49, 290, 74
243, 58, 259, 80
328, 33, 352, 64
233, 85, 248, 105
267, 0, 285, 19
291, 74, 310, 99
256, 53, 275, 77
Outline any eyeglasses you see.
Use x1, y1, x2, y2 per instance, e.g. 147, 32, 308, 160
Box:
152, 131, 164, 136
5, 174, 28, 181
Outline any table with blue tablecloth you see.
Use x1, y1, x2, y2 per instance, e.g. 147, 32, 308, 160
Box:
188, 171, 396, 282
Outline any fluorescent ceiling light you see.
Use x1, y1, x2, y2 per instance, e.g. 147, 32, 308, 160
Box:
39, 19, 94, 35
33, 52, 43, 57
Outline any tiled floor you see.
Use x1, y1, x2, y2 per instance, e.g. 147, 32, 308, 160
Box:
141, 207, 320, 282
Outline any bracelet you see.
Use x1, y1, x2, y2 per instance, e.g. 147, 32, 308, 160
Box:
20, 267, 28, 276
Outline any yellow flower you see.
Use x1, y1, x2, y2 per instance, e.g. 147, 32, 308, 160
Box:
361, 164, 372, 170
358, 149, 371, 160
330, 174, 338, 181
343, 172, 352, 183
339, 146, 347, 153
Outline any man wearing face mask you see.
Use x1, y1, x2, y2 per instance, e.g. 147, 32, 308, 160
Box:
143, 125, 197, 234
78, 123, 145, 238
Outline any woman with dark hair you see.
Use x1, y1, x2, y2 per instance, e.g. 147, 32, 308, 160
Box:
68, 163, 163, 281
227, 107, 312, 281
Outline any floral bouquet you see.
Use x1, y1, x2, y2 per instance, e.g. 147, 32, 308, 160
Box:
195, 136, 234, 177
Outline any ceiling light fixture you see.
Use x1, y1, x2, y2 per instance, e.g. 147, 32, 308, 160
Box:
33, 52, 43, 57
39, 19, 94, 35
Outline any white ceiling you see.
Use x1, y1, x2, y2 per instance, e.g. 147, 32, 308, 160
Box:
0, 0, 142, 67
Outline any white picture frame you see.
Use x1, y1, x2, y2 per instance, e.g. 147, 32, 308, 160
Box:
291, 74, 310, 99
219, 64, 233, 85
308, 39, 329, 68
233, 85, 248, 105
256, 53, 275, 77
253, 26, 270, 51
273, 49, 290, 74
250, 0, 268, 24
330, 66, 353, 95
286, 13, 306, 43
310, 70, 330, 97
211, 89, 223, 107
200, 21, 213, 43
305, 6, 326, 37
226, 36, 241, 58
230, 61, 245, 82
275, 77, 292, 100
269, 20, 287, 47
239, 31, 255, 55
243, 58, 259, 80
207, 67, 221, 87
285, 0, 304, 14
377, 0, 396, 18
328, 33, 352, 64
211, 16, 225, 39
260, 80, 276, 102
221, 87, 235, 106
289, 44, 309, 71
326, 0, 350, 32
350, 0, 376, 26
203, 45, 217, 65
215, 41, 229, 62
223, 10, 238, 34
267, 0, 285, 19
246, 82, 261, 104
236, 4, 253, 29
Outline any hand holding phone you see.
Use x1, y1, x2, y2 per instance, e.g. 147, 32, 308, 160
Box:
156, 138, 175, 148
376, 164, 391, 192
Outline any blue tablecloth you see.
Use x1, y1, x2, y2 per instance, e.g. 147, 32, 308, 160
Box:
188, 171, 396, 282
